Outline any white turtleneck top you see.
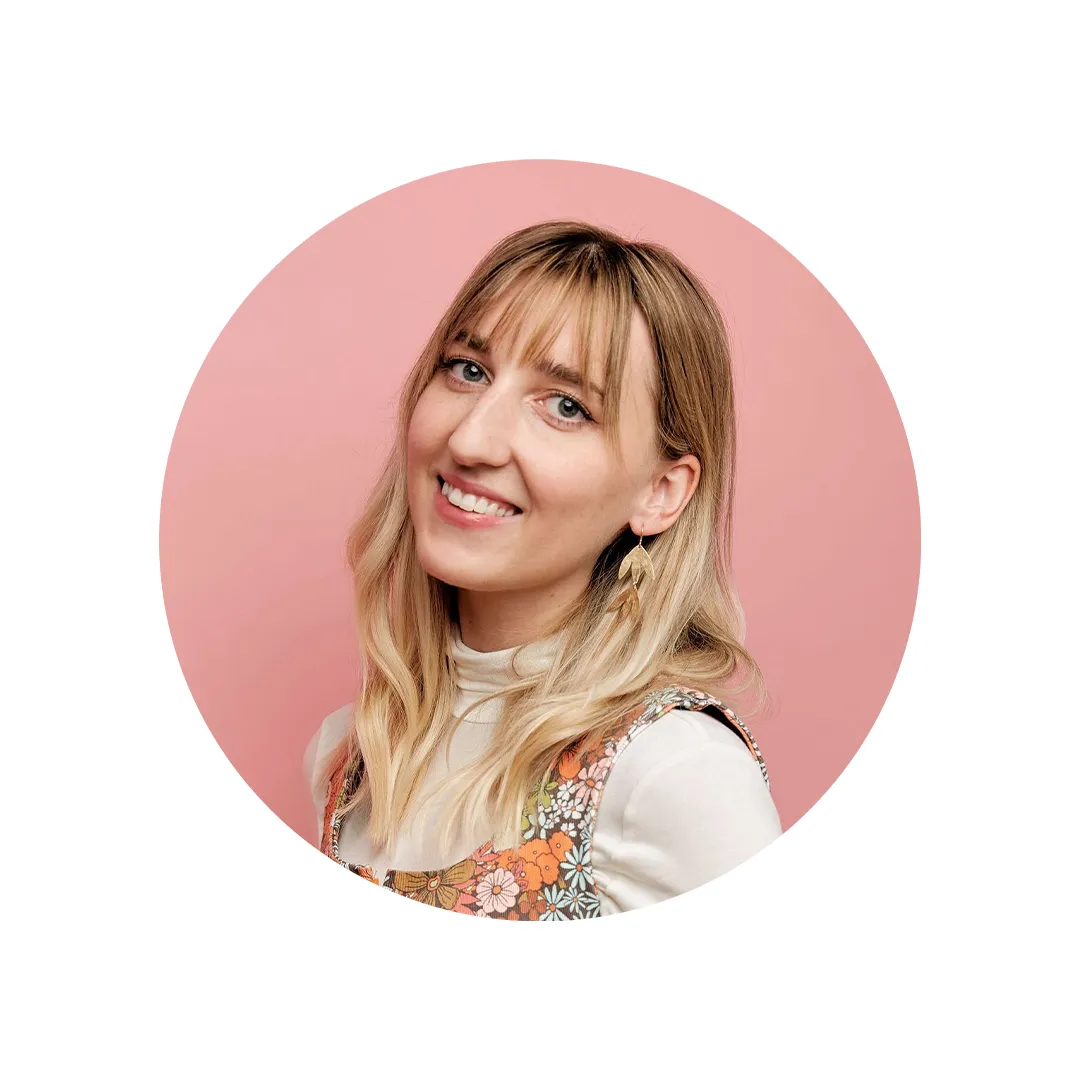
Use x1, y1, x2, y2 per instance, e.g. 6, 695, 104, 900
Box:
304, 630, 782, 915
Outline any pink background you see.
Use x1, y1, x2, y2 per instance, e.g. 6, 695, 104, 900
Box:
159, 159, 920, 845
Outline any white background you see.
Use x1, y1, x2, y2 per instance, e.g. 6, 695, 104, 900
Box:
2, 2, 1076, 1076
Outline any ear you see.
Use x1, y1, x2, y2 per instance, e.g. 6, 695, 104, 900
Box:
632, 454, 701, 535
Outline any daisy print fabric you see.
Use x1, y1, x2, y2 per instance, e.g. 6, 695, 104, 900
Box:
320, 685, 769, 920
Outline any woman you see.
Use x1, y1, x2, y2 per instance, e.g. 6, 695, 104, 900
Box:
305, 220, 781, 919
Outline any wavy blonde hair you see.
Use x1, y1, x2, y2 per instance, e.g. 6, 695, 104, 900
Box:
321, 219, 767, 857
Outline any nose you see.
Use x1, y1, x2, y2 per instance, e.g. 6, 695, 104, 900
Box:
445, 382, 518, 469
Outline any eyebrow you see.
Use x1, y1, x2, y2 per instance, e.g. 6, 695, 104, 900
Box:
449, 329, 606, 402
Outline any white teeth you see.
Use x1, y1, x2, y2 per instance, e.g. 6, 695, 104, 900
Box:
440, 478, 517, 516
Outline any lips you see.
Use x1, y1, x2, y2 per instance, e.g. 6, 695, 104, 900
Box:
432, 475, 522, 529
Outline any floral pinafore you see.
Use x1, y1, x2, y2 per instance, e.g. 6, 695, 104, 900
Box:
320, 685, 770, 920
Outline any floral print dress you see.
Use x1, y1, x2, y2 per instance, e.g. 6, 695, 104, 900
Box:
320, 685, 770, 920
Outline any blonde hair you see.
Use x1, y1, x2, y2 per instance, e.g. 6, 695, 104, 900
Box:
321, 220, 767, 857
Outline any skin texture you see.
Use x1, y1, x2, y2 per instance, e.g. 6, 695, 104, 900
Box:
406, 296, 701, 652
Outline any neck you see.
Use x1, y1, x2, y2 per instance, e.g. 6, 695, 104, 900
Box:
456, 572, 587, 652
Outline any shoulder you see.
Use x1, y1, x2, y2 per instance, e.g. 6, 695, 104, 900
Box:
607, 705, 766, 799
588, 705, 781, 910
595, 704, 780, 846
302, 702, 353, 801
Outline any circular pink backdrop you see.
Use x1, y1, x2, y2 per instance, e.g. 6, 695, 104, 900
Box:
160, 159, 920, 845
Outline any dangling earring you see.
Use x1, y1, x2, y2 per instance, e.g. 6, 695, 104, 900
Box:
605, 524, 655, 623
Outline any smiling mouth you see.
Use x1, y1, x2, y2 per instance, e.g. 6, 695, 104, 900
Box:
436, 475, 522, 517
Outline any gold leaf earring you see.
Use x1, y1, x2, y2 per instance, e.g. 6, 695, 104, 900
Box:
605, 525, 655, 623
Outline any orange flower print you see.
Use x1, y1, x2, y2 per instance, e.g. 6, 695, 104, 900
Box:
519, 838, 552, 864
517, 893, 545, 921
548, 831, 573, 862
558, 750, 581, 780
510, 858, 543, 893
534, 852, 560, 885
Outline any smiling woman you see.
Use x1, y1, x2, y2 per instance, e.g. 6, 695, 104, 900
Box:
305, 220, 781, 919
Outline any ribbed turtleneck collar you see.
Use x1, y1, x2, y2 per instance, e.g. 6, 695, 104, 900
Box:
449, 626, 558, 694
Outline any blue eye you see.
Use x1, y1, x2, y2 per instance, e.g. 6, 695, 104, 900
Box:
438, 357, 486, 383
549, 396, 585, 421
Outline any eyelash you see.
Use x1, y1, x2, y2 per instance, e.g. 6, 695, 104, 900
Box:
435, 356, 595, 429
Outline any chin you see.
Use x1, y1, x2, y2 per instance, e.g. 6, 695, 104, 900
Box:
425, 566, 507, 592
414, 540, 494, 591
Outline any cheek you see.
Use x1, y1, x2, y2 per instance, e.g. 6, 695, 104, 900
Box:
529, 457, 625, 520
406, 389, 443, 463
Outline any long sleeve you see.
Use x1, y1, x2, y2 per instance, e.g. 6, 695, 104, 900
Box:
589, 708, 782, 915
303, 704, 353, 843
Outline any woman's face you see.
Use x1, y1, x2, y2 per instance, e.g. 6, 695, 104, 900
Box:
406, 291, 686, 622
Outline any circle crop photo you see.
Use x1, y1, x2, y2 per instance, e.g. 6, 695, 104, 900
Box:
160, 159, 920, 920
